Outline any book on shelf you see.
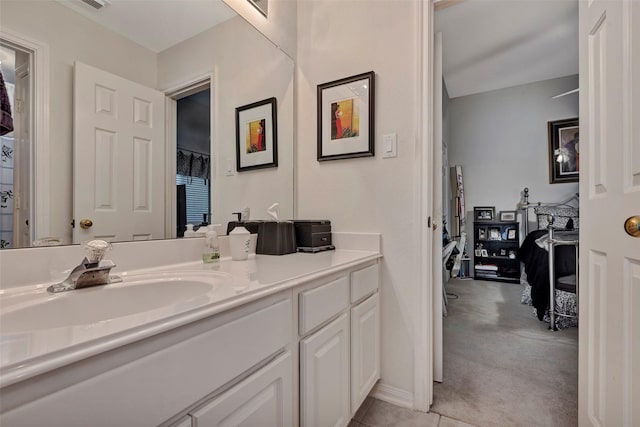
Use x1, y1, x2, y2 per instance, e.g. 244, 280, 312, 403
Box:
475, 264, 498, 271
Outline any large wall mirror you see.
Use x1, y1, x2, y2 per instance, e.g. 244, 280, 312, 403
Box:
0, 0, 294, 249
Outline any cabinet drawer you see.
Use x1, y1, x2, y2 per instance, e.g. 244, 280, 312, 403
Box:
299, 276, 349, 335
350, 264, 379, 303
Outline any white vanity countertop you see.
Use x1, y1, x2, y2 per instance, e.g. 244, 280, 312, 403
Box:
0, 249, 380, 387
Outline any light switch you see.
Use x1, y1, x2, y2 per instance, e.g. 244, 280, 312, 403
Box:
225, 158, 235, 176
382, 133, 397, 158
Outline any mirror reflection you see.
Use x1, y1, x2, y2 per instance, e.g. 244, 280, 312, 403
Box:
0, 0, 294, 249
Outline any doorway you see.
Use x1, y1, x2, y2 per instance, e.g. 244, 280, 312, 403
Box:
167, 79, 212, 238
0, 41, 31, 249
432, 1, 580, 425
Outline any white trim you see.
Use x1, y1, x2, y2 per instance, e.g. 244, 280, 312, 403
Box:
0, 28, 50, 241
413, 0, 435, 412
165, 97, 177, 239
432, 30, 444, 384
370, 382, 414, 410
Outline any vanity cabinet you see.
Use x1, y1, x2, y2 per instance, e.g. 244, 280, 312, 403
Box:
297, 262, 380, 427
1, 293, 293, 427
0, 257, 380, 427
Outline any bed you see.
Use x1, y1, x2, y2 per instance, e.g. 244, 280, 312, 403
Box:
516, 188, 579, 330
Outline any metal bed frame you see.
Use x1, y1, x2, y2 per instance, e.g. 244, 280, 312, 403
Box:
546, 217, 579, 331
518, 187, 580, 331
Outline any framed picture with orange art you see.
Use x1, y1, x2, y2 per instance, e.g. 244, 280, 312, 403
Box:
317, 71, 375, 161
235, 97, 278, 172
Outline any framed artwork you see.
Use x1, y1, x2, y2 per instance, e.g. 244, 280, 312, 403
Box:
317, 71, 375, 161
474, 206, 495, 221
481, 249, 489, 257
507, 229, 517, 240
247, 0, 268, 17
548, 118, 579, 184
236, 97, 277, 172
499, 210, 516, 221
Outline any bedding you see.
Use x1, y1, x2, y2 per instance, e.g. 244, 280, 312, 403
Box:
517, 229, 577, 322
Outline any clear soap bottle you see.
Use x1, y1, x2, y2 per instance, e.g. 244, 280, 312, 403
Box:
202, 225, 220, 263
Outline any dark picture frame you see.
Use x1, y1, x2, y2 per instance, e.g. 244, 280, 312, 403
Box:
247, 0, 268, 17
235, 97, 278, 172
478, 227, 487, 240
499, 210, 516, 221
507, 229, 517, 240
317, 71, 375, 161
548, 117, 579, 184
474, 206, 495, 221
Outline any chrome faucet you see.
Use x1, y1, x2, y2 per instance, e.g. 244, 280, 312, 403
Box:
47, 240, 121, 293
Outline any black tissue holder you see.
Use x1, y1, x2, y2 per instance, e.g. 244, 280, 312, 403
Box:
256, 221, 297, 255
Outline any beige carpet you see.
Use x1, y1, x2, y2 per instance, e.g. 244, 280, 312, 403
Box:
431, 278, 578, 427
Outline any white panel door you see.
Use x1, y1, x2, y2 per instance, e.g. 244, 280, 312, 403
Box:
190, 352, 293, 427
350, 292, 380, 415
579, 1, 640, 426
73, 61, 165, 243
300, 313, 350, 427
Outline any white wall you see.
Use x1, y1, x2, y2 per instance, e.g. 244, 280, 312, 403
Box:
296, 0, 419, 400
0, 1, 158, 243
157, 16, 295, 227
447, 75, 579, 259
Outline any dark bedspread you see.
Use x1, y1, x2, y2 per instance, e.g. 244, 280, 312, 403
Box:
517, 230, 577, 320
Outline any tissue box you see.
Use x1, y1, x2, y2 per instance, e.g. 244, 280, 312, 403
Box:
256, 221, 297, 255
293, 220, 334, 253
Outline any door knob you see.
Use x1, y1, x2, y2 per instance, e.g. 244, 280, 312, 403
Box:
624, 216, 640, 237
80, 219, 93, 229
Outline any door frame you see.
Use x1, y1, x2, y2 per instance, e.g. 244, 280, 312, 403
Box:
415, 0, 436, 411
0, 28, 50, 242
163, 73, 213, 239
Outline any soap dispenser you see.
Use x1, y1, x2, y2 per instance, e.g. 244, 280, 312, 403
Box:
229, 213, 250, 261
202, 225, 220, 263
184, 224, 196, 238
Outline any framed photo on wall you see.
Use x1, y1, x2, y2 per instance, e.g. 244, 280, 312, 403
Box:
317, 71, 375, 161
236, 97, 278, 172
548, 117, 579, 184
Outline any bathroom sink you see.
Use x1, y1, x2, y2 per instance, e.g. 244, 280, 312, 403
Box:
0, 271, 236, 333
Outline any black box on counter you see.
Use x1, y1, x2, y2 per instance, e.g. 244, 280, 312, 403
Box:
293, 220, 335, 253
256, 221, 297, 255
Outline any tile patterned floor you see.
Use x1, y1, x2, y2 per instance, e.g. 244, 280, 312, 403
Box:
350, 397, 478, 427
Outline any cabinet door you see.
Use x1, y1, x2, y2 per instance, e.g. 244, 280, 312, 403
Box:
350, 292, 380, 414
300, 313, 350, 427
190, 352, 293, 427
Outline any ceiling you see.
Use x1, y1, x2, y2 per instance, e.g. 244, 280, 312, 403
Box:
435, 0, 578, 98
58, 0, 237, 53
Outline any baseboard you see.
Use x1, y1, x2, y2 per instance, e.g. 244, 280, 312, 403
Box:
370, 382, 414, 409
